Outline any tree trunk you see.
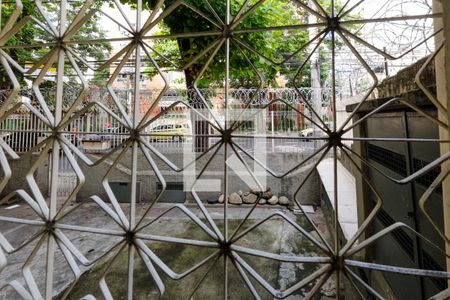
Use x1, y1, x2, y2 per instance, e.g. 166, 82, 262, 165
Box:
178, 38, 210, 152
308, 0, 322, 146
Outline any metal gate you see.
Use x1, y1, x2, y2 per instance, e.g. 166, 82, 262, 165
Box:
54, 150, 78, 197
0, 0, 449, 299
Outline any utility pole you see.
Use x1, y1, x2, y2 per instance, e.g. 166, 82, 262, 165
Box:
383, 47, 389, 78
308, 0, 323, 146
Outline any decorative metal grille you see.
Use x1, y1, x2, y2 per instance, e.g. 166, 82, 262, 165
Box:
0, 0, 449, 299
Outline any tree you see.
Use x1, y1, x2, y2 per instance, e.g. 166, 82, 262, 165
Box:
124, 0, 310, 89
120, 0, 320, 151
126, 0, 355, 91
0, 0, 112, 92
120, 0, 356, 151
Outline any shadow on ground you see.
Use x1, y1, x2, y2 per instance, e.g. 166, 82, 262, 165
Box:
63, 213, 333, 300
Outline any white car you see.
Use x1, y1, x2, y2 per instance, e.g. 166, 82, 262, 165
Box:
299, 128, 313, 137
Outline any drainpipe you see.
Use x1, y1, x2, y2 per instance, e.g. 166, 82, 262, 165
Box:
433, 0, 450, 276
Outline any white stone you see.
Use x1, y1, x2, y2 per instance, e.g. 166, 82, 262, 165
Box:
268, 195, 278, 205
229, 192, 242, 205
250, 188, 262, 194
218, 194, 224, 203
242, 193, 258, 204
250, 188, 272, 199
262, 190, 273, 199
279, 196, 289, 205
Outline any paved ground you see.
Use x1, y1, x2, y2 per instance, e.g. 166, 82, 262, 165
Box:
161, 137, 317, 151
95, 136, 320, 154
317, 158, 358, 240
0, 202, 333, 299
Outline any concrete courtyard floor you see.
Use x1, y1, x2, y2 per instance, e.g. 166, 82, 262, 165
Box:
0, 201, 334, 299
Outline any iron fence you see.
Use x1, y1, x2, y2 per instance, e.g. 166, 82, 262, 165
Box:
0, 87, 331, 155
0, 0, 448, 299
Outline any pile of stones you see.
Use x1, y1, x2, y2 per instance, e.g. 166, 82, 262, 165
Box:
214, 188, 290, 206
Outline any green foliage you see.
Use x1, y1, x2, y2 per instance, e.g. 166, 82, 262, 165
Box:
0, 0, 111, 89
268, 116, 295, 131
124, 0, 357, 91
0, 1, 39, 88
123, 0, 309, 88
89, 68, 111, 87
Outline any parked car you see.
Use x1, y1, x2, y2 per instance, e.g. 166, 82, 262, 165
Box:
148, 123, 191, 142
83, 127, 127, 148
299, 127, 327, 141
299, 127, 313, 138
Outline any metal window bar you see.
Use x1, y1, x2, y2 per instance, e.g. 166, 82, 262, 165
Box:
0, 0, 448, 299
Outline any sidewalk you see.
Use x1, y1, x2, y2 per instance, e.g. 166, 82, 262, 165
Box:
317, 158, 358, 240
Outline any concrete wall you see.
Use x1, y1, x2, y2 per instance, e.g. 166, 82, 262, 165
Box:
1, 153, 49, 200
434, 0, 450, 281
76, 150, 321, 205
375, 55, 435, 99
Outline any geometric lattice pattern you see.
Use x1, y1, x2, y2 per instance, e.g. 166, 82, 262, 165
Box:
0, 0, 449, 299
